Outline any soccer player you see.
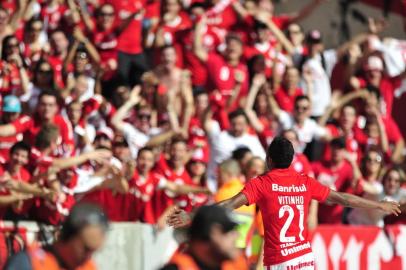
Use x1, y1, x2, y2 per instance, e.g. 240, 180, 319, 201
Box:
167, 136, 401, 270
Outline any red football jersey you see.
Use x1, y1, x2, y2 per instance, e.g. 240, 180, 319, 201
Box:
0, 164, 32, 219
12, 114, 74, 156
242, 168, 330, 265
125, 170, 156, 223
152, 155, 193, 218
312, 161, 353, 224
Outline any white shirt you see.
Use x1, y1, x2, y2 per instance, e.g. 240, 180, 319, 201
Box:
206, 121, 266, 191
122, 123, 161, 158
278, 110, 327, 152
301, 49, 336, 117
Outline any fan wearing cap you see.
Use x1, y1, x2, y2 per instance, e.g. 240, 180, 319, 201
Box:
0, 90, 75, 157
186, 148, 211, 209
0, 95, 24, 161
161, 205, 241, 270
5, 202, 108, 270
350, 54, 406, 119
168, 137, 401, 269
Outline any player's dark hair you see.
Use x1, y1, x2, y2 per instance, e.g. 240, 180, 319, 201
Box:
232, 147, 252, 162
9, 141, 31, 156
267, 136, 294, 168
228, 108, 248, 122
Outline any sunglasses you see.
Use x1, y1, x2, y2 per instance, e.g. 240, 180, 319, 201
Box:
366, 156, 382, 163
138, 114, 151, 120
100, 12, 114, 17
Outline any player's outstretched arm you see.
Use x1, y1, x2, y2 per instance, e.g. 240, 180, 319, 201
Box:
167, 193, 248, 228
326, 190, 401, 216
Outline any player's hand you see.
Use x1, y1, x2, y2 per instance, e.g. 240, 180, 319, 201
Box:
166, 207, 191, 228
379, 201, 401, 216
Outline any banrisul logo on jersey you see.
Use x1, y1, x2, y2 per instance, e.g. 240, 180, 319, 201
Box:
272, 184, 307, 193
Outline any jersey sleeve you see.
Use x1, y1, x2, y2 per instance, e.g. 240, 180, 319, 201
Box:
241, 176, 264, 205
12, 116, 33, 133
59, 117, 75, 150
308, 176, 330, 202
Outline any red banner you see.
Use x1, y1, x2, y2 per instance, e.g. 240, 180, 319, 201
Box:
310, 225, 406, 270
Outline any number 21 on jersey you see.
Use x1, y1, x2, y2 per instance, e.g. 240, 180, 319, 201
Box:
279, 205, 305, 243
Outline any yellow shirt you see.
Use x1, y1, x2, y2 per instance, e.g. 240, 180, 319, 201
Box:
214, 179, 255, 216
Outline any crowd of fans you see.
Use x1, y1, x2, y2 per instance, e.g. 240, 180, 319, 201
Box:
0, 0, 405, 266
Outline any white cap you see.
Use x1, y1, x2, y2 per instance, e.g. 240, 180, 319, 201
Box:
365, 56, 384, 71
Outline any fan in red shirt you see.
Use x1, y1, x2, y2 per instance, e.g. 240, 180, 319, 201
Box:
39, 0, 68, 33
151, 0, 192, 67
274, 67, 304, 113
359, 86, 405, 163
323, 105, 363, 162
0, 35, 28, 96
204, 0, 238, 30
177, 5, 224, 88
0, 142, 33, 219
0, 90, 75, 156
350, 55, 406, 118
193, 16, 249, 112
187, 90, 210, 159
47, 30, 70, 89
168, 137, 401, 269
28, 124, 113, 224
152, 138, 194, 219
0, 95, 24, 161
312, 138, 356, 224
107, 0, 149, 86
125, 147, 157, 223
